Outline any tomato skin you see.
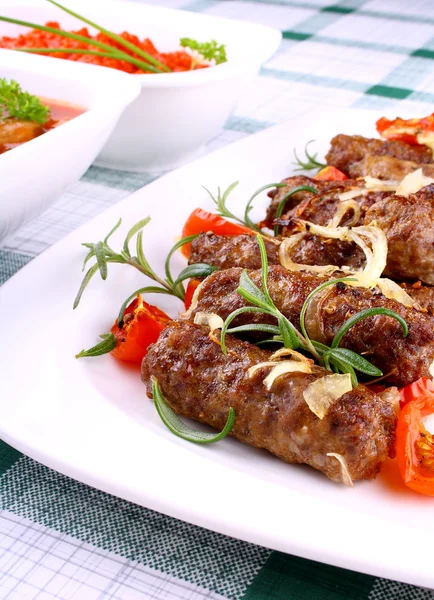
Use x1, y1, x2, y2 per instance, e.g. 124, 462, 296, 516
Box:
399, 377, 434, 408
315, 166, 347, 181
184, 279, 201, 310
180, 208, 253, 258
396, 376, 434, 496
396, 396, 434, 496
376, 114, 434, 145
110, 295, 171, 363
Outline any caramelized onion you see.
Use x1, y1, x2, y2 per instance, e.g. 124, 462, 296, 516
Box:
303, 373, 352, 419
326, 453, 354, 487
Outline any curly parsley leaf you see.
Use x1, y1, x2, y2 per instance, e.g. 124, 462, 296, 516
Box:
0, 78, 50, 124
180, 38, 227, 64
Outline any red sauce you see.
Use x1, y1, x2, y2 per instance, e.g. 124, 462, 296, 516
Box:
0, 98, 85, 154
0, 22, 208, 74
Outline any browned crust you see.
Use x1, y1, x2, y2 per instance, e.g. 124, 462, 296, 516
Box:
142, 321, 396, 482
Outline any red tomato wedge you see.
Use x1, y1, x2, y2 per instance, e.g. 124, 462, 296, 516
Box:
315, 166, 348, 181
184, 278, 201, 310
376, 114, 434, 146
180, 208, 253, 258
110, 295, 171, 364
396, 377, 434, 496
399, 377, 434, 408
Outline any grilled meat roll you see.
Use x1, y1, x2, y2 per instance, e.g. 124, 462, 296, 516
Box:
347, 154, 434, 180
265, 176, 357, 228
191, 266, 434, 387
364, 184, 434, 285
142, 321, 396, 482
325, 134, 433, 178
189, 232, 280, 271
277, 184, 434, 284
189, 231, 364, 272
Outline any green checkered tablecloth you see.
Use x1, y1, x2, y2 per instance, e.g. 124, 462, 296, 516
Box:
2, 0, 434, 598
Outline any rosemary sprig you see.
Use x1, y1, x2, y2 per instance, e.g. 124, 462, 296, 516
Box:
152, 378, 235, 444
293, 140, 326, 172
220, 236, 408, 386
75, 333, 117, 358
220, 236, 303, 354
205, 180, 301, 234
73, 217, 212, 322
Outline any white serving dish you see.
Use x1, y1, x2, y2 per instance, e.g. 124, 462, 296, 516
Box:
0, 0, 281, 172
0, 48, 140, 240
1, 105, 434, 590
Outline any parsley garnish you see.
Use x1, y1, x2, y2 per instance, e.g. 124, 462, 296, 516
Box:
0, 78, 50, 124
180, 38, 227, 64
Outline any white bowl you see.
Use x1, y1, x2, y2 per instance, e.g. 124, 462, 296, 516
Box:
0, 0, 281, 171
0, 49, 140, 240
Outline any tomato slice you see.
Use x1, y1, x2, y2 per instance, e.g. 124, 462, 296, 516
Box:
396, 393, 434, 496
376, 114, 434, 146
110, 295, 171, 363
315, 166, 348, 181
184, 278, 201, 310
180, 208, 253, 258
399, 377, 434, 408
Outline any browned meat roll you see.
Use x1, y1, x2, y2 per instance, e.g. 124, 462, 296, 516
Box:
347, 154, 434, 180
325, 134, 433, 178
191, 266, 434, 387
364, 184, 434, 285
401, 282, 434, 315
188, 232, 434, 315
264, 175, 357, 228
277, 184, 434, 284
142, 321, 396, 483
189, 232, 280, 271
189, 231, 364, 272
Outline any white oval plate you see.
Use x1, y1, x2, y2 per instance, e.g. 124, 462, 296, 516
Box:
1, 105, 433, 590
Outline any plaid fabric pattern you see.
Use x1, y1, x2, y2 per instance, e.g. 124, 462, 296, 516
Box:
2, 0, 434, 598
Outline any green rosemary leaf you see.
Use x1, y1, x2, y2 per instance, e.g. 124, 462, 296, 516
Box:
299, 277, 357, 341
135, 230, 156, 276
123, 216, 151, 257
256, 337, 284, 346
173, 263, 217, 287
75, 332, 117, 358
81, 247, 95, 272
237, 270, 270, 310
165, 234, 199, 286
244, 183, 287, 230
293, 140, 326, 172
73, 263, 99, 309
220, 306, 275, 354
324, 348, 382, 377
226, 323, 281, 336
327, 355, 358, 387
94, 241, 108, 281
256, 235, 274, 306
221, 181, 239, 205
278, 316, 299, 350
152, 379, 235, 444
273, 185, 318, 236
117, 286, 172, 326
104, 218, 122, 245
331, 307, 408, 349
